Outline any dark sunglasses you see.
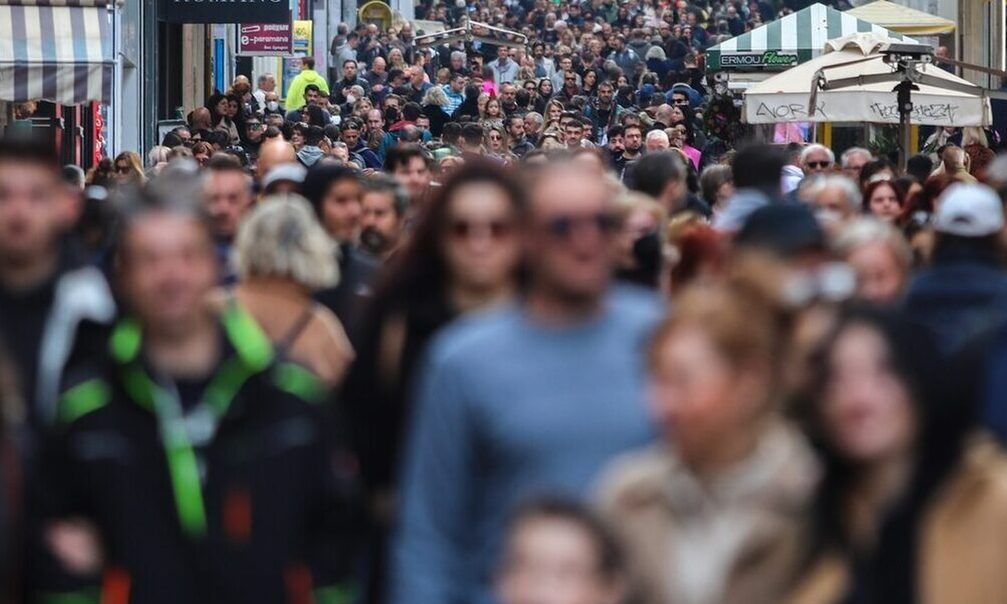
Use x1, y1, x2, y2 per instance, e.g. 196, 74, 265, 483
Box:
450, 219, 514, 240
115, 164, 131, 174
806, 161, 831, 169
545, 212, 618, 240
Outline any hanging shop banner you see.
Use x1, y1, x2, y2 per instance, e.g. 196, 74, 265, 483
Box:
718, 51, 799, 70
238, 22, 293, 55
158, 0, 289, 24
292, 19, 313, 55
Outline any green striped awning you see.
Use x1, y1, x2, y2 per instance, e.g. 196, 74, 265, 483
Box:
707, 3, 911, 72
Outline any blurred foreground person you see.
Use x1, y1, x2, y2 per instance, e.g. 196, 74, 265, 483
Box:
344, 162, 524, 603
233, 195, 354, 389
390, 160, 662, 604
34, 195, 360, 603
497, 499, 627, 604
904, 183, 1007, 354
834, 218, 912, 305
789, 308, 1007, 604
0, 136, 115, 440
597, 263, 818, 604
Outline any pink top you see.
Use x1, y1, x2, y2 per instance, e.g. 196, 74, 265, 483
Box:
682, 144, 702, 170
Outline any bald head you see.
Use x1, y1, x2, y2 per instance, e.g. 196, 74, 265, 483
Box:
256, 140, 297, 184
190, 107, 212, 131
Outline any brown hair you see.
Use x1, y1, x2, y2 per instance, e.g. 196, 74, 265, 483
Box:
649, 252, 789, 381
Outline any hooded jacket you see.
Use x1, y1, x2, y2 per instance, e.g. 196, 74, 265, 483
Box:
286, 69, 331, 111
31, 305, 362, 604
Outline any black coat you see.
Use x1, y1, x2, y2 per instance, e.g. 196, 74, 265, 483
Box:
315, 245, 381, 345
31, 309, 363, 604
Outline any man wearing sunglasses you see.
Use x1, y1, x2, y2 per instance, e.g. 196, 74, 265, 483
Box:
801, 143, 835, 175
392, 160, 662, 604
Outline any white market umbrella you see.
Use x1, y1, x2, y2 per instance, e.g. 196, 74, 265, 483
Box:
743, 33, 991, 127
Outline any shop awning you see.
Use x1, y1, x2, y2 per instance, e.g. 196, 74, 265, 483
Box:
846, 1, 955, 36
706, 3, 911, 72
743, 34, 991, 126
0, 0, 115, 105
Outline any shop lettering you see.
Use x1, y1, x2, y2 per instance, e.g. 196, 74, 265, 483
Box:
868, 102, 959, 123
722, 51, 798, 68
755, 101, 828, 120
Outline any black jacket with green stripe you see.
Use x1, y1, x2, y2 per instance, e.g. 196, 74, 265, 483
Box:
31, 306, 363, 604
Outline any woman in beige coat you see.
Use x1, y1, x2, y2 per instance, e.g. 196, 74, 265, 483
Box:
788, 307, 1007, 604
595, 266, 819, 604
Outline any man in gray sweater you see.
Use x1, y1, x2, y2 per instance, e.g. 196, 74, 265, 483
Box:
390, 160, 663, 604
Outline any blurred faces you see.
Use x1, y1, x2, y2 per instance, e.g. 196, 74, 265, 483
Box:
526, 167, 616, 307
498, 517, 623, 604
624, 127, 642, 153
119, 212, 218, 336
867, 183, 901, 223
343, 60, 359, 80
360, 190, 404, 257
803, 149, 833, 174
393, 155, 432, 202
320, 177, 363, 244
367, 109, 384, 132
649, 324, 766, 471
842, 151, 871, 181
203, 169, 254, 241
0, 159, 66, 269
846, 241, 907, 304
821, 323, 916, 464
442, 182, 521, 293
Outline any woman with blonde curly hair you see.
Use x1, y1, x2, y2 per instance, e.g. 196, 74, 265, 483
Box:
232, 194, 354, 388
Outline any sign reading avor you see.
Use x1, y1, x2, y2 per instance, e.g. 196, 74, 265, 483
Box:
720, 51, 799, 69
238, 23, 292, 55
158, 0, 288, 24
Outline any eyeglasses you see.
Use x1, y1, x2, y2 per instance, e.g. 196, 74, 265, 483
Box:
449, 219, 514, 240
545, 212, 618, 240
806, 161, 832, 169
115, 164, 131, 174
488, 134, 502, 141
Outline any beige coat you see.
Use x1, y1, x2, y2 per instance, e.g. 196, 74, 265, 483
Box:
787, 435, 1007, 604
595, 422, 819, 604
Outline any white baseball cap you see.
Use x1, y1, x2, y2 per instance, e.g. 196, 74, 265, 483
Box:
934, 183, 1005, 237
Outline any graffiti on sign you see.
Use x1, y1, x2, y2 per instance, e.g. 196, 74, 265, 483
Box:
755, 101, 828, 120
868, 102, 959, 123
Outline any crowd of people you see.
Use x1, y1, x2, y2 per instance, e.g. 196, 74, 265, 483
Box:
5, 0, 1007, 603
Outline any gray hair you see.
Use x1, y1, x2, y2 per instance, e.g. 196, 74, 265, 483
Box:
234, 194, 339, 290
363, 174, 410, 216
147, 145, 171, 166
257, 73, 275, 87
646, 129, 669, 145
421, 85, 448, 107
524, 111, 543, 125
801, 143, 835, 166
840, 147, 872, 168
834, 216, 912, 269
450, 50, 466, 62
804, 174, 862, 213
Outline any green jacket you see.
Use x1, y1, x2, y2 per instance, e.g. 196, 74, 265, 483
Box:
286, 69, 330, 110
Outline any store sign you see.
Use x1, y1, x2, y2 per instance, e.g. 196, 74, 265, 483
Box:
720, 51, 799, 69
158, 0, 289, 24
237, 22, 292, 55
292, 20, 313, 55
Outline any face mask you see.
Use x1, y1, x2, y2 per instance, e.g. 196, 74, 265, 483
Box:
347, 95, 358, 105
267, 101, 279, 111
